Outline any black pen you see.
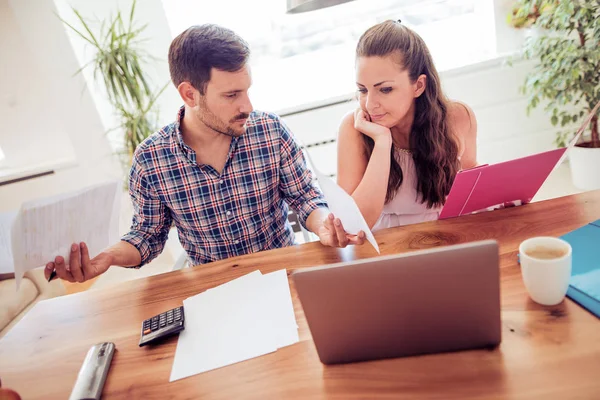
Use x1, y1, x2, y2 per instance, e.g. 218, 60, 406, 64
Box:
47, 270, 57, 282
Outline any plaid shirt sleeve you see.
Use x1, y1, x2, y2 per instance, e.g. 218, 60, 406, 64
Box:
277, 117, 328, 229
121, 154, 172, 267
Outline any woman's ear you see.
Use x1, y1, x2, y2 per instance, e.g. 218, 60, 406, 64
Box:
177, 82, 197, 107
414, 74, 427, 98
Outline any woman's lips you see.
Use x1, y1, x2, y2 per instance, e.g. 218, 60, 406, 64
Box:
369, 113, 386, 121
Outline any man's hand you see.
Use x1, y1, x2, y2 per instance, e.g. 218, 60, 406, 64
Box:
45, 242, 113, 283
316, 213, 366, 248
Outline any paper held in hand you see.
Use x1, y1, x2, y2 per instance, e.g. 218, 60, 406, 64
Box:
8, 181, 120, 289
303, 150, 380, 254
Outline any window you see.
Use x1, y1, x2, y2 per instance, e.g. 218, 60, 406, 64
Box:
163, 0, 497, 112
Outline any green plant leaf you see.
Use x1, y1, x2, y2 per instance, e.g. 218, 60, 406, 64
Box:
59, 1, 165, 165
71, 8, 100, 47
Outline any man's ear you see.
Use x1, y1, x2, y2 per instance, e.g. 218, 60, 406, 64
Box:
177, 82, 198, 107
414, 74, 427, 98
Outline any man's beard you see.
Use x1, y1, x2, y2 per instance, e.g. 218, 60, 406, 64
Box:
197, 108, 249, 138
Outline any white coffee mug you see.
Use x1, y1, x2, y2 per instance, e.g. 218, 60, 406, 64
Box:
519, 236, 572, 306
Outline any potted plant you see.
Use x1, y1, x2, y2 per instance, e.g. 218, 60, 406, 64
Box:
509, 0, 600, 190
60, 0, 167, 171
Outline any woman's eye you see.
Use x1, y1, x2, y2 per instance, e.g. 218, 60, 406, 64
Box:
380, 87, 392, 94
357, 88, 367, 94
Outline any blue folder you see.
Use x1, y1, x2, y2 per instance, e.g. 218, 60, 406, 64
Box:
561, 219, 600, 319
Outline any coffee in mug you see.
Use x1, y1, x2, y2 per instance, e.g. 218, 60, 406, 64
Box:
525, 246, 568, 260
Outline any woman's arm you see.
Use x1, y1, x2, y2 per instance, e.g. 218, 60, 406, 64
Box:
337, 110, 393, 229
450, 101, 478, 170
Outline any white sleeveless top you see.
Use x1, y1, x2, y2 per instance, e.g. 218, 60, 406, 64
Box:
372, 149, 442, 231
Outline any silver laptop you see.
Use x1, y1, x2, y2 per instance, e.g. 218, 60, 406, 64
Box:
292, 240, 501, 364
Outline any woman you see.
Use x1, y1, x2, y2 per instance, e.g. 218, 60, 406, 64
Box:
337, 20, 477, 230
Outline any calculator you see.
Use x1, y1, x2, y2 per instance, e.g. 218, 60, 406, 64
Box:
139, 306, 185, 347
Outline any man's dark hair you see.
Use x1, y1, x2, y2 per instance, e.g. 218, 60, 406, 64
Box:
168, 24, 250, 95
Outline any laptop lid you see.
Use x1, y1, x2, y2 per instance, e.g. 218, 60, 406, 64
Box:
292, 240, 501, 364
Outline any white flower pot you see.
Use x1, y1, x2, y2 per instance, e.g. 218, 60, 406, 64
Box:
569, 145, 600, 190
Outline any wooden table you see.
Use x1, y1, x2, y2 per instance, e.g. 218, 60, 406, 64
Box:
1, 191, 600, 399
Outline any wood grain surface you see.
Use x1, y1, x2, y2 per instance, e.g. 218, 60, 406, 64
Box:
1, 191, 599, 399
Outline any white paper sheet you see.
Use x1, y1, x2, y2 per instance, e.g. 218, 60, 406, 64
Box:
303, 150, 379, 253
205, 270, 299, 345
0, 211, 17, 274
11, 181, 120, 288
170, 269, 299, 382
315, 172, 380, 253
262, 269, 300, 347
170, 272, 277, 381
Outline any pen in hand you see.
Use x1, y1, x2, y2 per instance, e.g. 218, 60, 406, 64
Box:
47, 270, 57, 282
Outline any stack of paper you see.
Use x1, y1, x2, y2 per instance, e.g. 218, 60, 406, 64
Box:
170, 269, 299, 382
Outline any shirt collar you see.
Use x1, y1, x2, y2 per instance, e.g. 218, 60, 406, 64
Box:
171, 105, 242, 166
170, 106, 198, 165
173, 106, 190, 150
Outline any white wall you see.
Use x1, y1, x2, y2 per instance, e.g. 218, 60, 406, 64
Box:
0, 0, 122, 212
0, 0, 75, 173
281, 57, 558, 177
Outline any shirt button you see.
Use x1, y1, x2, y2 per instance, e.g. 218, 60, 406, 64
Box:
226, 211, 232, 216
219, 180, 224, 185
234, 240, 240, 245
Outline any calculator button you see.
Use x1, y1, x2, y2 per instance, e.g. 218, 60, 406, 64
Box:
143, 328, 151, 335
152, 316, 159, 323
160, 320, 166, 328
174, 314, 181, 321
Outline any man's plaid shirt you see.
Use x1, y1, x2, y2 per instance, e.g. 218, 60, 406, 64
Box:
121, 107, 326, 266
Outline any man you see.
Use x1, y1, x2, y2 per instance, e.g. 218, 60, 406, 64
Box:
45, 24, 364, 283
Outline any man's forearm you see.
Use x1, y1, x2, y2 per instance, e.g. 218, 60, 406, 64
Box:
103, 240, 142, 267
305, 207, 329, 234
